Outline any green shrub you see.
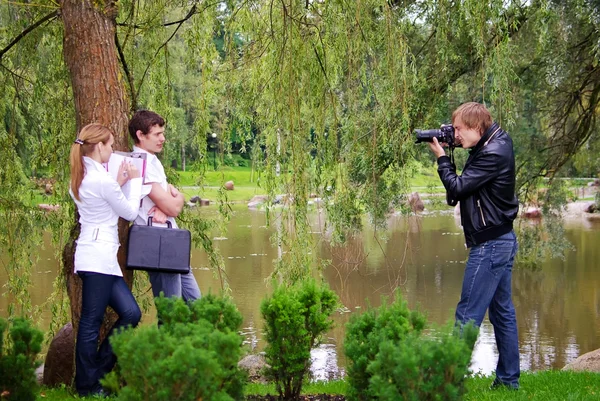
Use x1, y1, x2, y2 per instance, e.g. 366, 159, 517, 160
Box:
0, 317, 43, 401
344, 295, 427, 400
103, 294, 246, 401
344, 294, 478, 401
260, 279, 338, 400
368, 322, 478, 401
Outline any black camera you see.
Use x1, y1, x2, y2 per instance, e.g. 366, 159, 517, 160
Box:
414, 124, 460, 148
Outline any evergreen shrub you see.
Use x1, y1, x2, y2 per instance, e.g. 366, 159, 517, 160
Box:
102, 294, 246, 401
0, 317, 43, 401
344, 294, 478, 400
260, 279, 338, 400
368, 322, 478, 400
344, 295, 426, 400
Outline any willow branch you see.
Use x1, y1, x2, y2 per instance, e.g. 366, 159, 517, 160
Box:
137, 3, 198, 95
0, 10, 59, 61
115, 32, 138, 112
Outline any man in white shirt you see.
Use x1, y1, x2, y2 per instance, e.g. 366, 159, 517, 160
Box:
128, 110, 201, 302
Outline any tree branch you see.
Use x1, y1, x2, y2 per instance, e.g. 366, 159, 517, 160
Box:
0, 10, 59, 61
137, 4, 197, 96
116, 1, 221, 29
115, 32, 138, 112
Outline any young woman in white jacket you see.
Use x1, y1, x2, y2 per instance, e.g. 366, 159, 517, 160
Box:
69, 123, 142, 397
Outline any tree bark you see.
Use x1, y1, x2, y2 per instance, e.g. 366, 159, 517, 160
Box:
60, 0, 132, 349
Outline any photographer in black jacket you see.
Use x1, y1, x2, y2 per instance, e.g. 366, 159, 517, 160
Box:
428, 102, 520, 390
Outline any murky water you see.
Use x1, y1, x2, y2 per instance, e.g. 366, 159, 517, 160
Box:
1, 205, 599, 379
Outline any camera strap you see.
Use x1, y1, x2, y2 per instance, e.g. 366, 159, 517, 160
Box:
449, 146, 456, 166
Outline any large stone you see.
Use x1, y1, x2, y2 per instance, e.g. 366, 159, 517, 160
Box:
190, 195, 201, 203
562, 348, 600, 372
407, 192, 424, 213
522, 206, 542, 219
35, 364, 44, 385
43, 323, 74, 387
224, 180, 234, 190
248, 195, 268, 209
38, 203, 60, 212
238, 353, 270, 384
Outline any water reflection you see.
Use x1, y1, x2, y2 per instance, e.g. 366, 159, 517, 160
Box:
1, 206, 599, 378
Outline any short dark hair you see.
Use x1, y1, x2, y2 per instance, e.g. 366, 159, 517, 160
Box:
128, 110, 165, 144
451, 102, 493, 135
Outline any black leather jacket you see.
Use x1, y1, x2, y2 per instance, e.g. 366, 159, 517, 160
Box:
437, 122, 519, 248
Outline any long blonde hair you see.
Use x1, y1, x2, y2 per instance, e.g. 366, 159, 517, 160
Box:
69, 123, 113, 201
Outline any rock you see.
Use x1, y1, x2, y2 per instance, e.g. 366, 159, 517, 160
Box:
43, 323, 74, 387
199, 199, 210, 206
522, 207, 542, 219
248, 195, 269, 209
224, 181, 234, 190
190, 195, 201, 203
44, 183, 53, 195
238, 353, 270, 384
38, 204, 60, 212
562, 348, 600, 372
584, 203, 597, 213
35, 364, 44, 385
586, 213, 600, 222
407, 192, 424, 213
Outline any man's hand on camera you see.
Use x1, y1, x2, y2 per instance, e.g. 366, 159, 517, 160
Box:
428, 137, 446, 158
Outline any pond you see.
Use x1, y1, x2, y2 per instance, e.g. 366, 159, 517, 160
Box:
1, 205, 599, 380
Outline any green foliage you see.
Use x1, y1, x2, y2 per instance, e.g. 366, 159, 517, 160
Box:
517, 179, 575, 268
367, 322, 478, 401
35, 370, 600, 400
3, 0, 600, 337
345, 293, 478, 401
102, 294, 246, 401
0, 317, 43, 401
260, 280, 339, 400
344, 294, 427, 400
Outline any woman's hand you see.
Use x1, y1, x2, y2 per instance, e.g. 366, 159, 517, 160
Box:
116, 161, 141, 186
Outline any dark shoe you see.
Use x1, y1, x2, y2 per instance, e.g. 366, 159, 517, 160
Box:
490, 377, 519, 390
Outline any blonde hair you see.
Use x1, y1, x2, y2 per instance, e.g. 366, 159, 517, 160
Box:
452, 102, 493, 135
69, 123, 113, 201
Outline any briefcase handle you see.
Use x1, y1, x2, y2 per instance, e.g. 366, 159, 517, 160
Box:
147, 216, 173, 228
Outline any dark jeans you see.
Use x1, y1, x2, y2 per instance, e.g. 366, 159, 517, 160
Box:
455, 231, 520, 387
75, 272, 141, 396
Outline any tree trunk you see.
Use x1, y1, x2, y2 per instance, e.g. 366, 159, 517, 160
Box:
59, 0, 132, 368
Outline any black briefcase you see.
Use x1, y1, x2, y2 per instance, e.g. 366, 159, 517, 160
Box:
126, 217, 191, 274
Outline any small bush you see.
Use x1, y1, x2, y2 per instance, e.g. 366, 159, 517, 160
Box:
344, 295, 426, 400
344, 294, 478, 401
0, 317, 43, 401
103, 294, 246, 401
260, 279, 338, 400
368, 322, 478, 400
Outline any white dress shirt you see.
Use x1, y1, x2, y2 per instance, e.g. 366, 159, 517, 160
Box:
132, 146, 179, 229
71, 156, 143, 276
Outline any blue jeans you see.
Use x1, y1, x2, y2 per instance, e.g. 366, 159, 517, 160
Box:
75, 272, 141, 396
148, 270, 201, 302
455, 231, 520, 387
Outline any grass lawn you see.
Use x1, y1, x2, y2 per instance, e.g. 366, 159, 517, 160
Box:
176, 166, 444, 203
35, 370, 600, 400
